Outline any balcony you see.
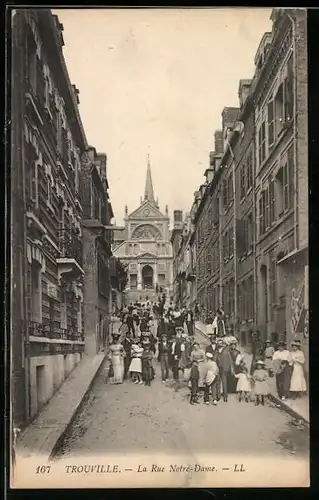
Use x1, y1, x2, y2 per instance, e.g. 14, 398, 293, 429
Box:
57, 229, 84, 282
26, 199, 47, 238
28, 320, 84, 342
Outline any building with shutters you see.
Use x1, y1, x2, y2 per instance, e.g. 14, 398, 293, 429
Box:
112, 157, 173, 305
172, 9, 308, 370
252, 9, 308, 375
11, 10, 115, 427
80, 148, 114, 356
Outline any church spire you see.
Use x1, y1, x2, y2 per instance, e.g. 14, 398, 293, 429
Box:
144, 150, 155, 204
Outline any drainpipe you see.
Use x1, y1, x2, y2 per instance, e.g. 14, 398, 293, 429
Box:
286, 11, 298, 252
228, 137, 239, 333
252, 113, 258, 334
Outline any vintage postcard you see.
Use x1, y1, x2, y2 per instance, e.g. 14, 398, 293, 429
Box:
10, 7, 309, 489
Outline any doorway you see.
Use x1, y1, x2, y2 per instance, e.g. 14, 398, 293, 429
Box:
142, 265, 154, 289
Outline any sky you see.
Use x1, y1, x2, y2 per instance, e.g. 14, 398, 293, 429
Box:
54, 8, 273, 226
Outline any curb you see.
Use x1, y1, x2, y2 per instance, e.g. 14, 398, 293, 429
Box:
267, 393, 309, 426
49, 353, 107, 460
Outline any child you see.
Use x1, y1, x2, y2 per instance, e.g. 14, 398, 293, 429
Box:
141, 341, 154, 387
234, 361, 251, 402
129, 342, 144, 384
203, 352, 219, 405
253, 360, 269, 406
189, 360, 200, 405
264, 339, 275, 377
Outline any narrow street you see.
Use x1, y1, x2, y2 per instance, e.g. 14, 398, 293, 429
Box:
55, 327, 309, 460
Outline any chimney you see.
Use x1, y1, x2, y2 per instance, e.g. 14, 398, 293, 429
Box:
173, 210, 183, 230
72, 84, 80, 105
209, 151, 215, 167
214, 130, 224, 155
238, 79, 252, 108
96, 153, 107, 181
222, 107, 239, 149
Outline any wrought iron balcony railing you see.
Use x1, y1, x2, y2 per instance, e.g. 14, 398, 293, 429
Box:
28, 320, 84, 342
58, 228, 83, 268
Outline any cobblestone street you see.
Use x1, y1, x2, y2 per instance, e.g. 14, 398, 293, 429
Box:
55, 330, 309, 460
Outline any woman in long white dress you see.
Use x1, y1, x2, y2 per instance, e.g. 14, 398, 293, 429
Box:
290, 340, 307, 397
108, 334, 125, 384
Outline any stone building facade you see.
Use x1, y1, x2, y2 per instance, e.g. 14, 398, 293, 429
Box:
253, 9, 308, 374
172, 9, 308, 371
113, 160, 173, 304
11, 10, 115, 427
80, 148, 114, 356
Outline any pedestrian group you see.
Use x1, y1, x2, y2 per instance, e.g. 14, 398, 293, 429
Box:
107, 300, 307, 406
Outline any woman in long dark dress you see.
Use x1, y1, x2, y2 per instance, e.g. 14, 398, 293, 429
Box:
250, 331, 263, 375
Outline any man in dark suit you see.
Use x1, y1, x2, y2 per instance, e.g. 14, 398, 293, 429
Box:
205, 335, 217, 356
157, 317, 169, 339
170, 334, 182, 381
215, 338, 234, 402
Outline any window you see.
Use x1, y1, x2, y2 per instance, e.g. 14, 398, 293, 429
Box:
247, 152, 253, 191
269, 179, 275, 224
247, 213, 253, 253
93, 184, 101, 220
264, 185, 270, 230
207, 247, 212, 273
57, 112, 63, 155
275, 167, 284, 216
240, 164, 246, 200
74, 158, 79, 193
275, 83, 284, 134
259, 191, 265, 236
247, 275, 254, 320
27, 30, 37, 94
229, 229, 234, 258
44, 71, 52, 114
258, 120, 266, 166
62, 128, 68, 168
47, 176, 52, 205
222, 179, 228, 210
31, 262, 42, 323
284, 146, 294, 211
268, 99, 275, 147
284, 56, 294, 122
130, 274, 137, 289
26, 144, 39, 207
228, 171, 234, 205
276, 146, 294, 215
270, 259, 277, 308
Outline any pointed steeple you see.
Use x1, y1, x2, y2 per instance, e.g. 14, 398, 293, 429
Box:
144, 150, 155, 204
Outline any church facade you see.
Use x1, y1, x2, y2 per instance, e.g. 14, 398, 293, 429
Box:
112, 159, 173, 305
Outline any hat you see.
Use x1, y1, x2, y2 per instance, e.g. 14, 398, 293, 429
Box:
206, 352, 213, 359
256, 360, 265, 366
265, 339, 272, 343
291, 339, 301, 346
278, 341, 287, 347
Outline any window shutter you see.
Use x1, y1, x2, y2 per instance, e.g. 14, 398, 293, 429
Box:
259, 193, 264, 235
268, 100, 275, 146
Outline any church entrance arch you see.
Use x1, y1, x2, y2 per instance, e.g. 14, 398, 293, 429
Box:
142, 265, 154, 290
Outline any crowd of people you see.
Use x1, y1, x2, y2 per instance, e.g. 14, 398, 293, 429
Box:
107, 300, 307, 406
250, 332, 307, 402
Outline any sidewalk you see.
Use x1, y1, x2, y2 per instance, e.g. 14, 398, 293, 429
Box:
17, 352, 107, 460
195, 321, 309, 425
